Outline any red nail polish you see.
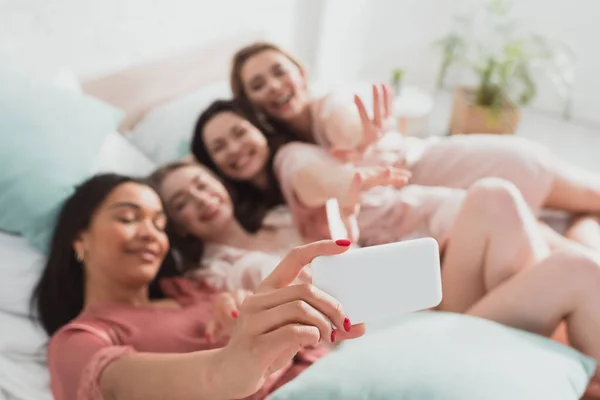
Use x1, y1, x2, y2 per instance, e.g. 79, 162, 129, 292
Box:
330, 330, 337, 343
231, 310, 239, 319
335, 239, 351, 247
343, 317, 351, 332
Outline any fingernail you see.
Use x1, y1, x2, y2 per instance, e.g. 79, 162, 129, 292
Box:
330, 330, 337, 343
343, 317, 352, 332
335, 239, 351, 247
231, 310, 239, 319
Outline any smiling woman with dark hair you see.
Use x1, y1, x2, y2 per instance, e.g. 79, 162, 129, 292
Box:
32, 174, 179, 335
191, 99, 289, 234
31, 172, 364, 400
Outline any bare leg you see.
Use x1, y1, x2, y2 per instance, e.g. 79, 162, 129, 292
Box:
539, 221, 575, 250
538, 220, 595, 253
440, 178, 550, 313
565, 216, 600, 252
545, 161, 600, 213
467, 250, 600, 382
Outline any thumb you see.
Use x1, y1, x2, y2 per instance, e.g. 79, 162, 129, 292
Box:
205, 319, 220, 343
257, 325, 321, 371
267, 344, 302, 376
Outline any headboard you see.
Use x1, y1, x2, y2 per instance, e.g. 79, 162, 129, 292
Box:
81, 30, 265, 131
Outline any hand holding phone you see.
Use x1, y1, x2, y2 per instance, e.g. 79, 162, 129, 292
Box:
311, 237, 443, 325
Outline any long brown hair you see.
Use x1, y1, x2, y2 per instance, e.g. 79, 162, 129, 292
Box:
230, 42, 308, 144
32, 174, 179, 336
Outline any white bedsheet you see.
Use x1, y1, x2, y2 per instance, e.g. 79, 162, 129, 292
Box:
0, 310, 51, 400
0, 233, 46, 317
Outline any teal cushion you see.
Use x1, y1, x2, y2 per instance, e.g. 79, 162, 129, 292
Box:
177, 138, 192, 159
269, 312, 596, 400
0, 64, 123, 252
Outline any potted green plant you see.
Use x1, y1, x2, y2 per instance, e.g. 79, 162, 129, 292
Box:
391, 68, 405, 95
436, 0, 575, 135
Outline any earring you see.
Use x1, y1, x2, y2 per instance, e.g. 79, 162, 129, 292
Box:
75, 249, 84, 263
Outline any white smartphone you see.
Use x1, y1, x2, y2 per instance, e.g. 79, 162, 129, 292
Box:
311, 237, 443, 325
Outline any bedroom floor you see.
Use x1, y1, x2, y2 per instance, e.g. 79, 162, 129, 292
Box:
427, 91, 600, 172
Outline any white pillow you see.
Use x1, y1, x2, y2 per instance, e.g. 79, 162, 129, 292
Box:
90, 131, 157, 176
0, 232, 45, 316
127, 81, 231, 164
51, 68, 82, 94
0, 131, 156, 316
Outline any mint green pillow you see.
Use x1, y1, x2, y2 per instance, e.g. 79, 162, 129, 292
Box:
177, 138, 192, 159
270, 312, 596, 400
0, 64, 123, 252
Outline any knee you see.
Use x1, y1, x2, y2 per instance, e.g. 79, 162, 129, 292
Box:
468, 178, 522, 201
547, 250, 600, 289
465, 178, 524, 214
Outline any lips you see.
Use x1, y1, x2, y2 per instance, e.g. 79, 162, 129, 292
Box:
274, 92, 293, 106
270, 90, 295, 111
236, 154, 251, 169
198, 196, 221, 222
230, 148, 255, 171
126, 246, 160, 263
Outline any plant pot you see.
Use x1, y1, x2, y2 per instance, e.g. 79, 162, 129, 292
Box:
449, 88, 520, 135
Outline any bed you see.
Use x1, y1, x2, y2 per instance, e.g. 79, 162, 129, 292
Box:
1, 28, 597, 400
0, 233, 51, 400
0, 129, 160, 400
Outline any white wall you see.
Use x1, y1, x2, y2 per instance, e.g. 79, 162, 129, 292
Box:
0, 0, 298, 81
508, 0, 600, 125
356, 0, 456, 92
313, 0, 599, 126
310, 0, 455, 92
309, 0, 456, 91
291, 0, 326, 76
2, 0, 598, 125
311, 0, 371, 86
